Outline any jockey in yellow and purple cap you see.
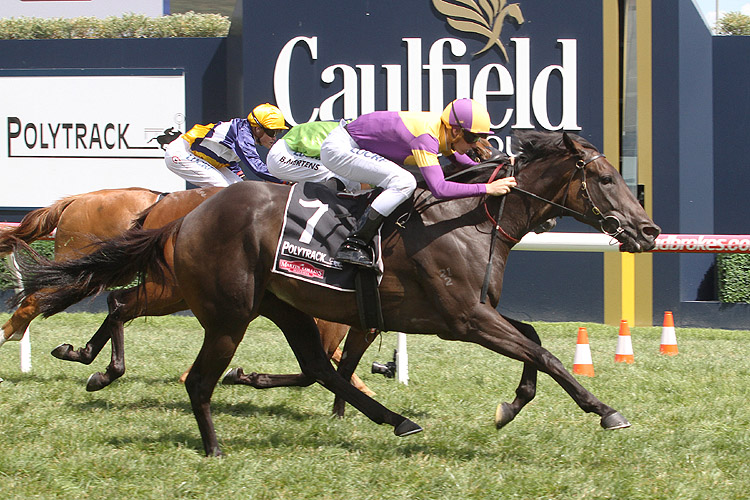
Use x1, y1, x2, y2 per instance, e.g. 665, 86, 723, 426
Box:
164, 103, 288, 187
320, 98, 517, 268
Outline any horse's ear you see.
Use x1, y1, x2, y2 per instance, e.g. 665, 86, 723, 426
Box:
562, 132, 580, 155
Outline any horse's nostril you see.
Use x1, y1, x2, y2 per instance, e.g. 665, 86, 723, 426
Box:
642, 225, 661, 238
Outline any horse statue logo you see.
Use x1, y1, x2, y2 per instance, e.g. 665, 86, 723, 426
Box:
432, 0, 524, 60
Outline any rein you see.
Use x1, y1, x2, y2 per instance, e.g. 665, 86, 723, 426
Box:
486, 153, 626, 244
479, 162, 514, 303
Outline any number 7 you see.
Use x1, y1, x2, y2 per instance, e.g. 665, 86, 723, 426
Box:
298, 199, 329, 244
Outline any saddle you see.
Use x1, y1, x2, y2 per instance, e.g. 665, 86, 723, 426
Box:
272, 182, 385, 330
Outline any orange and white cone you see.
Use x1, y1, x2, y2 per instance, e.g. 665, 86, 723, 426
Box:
573, 327, 595, 377
660, 311, 678, 355
614, 319, 635, 363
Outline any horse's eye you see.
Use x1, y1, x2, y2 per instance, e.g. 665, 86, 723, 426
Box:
601, 176, 615, 185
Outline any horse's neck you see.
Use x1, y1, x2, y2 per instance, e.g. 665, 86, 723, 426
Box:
499, 155, 576, 240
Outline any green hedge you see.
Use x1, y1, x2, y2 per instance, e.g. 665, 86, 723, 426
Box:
0, 12, 230, 39
717, 253, 750, 303
0, 240, 54, 290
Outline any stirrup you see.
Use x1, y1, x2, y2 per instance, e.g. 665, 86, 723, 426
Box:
335, 239, 375, 268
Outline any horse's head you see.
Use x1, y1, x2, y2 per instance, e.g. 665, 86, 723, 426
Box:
514, 131, 660, 252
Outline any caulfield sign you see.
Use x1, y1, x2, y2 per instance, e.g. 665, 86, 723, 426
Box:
272, 0, 582, 149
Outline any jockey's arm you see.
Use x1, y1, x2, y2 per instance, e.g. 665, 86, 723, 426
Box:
233, 126, 284, 184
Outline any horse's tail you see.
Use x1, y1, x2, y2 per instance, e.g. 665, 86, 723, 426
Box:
10, 218, 183, 317
0, 196, 78, 255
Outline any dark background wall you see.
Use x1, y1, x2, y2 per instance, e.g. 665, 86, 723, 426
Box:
1, 0, 749, 327
650, 1, 750, 327
713, 36, 750, 235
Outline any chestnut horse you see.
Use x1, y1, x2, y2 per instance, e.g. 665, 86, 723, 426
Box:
1, 187, 163, 344
13, 132, 660, 456
1, 187, 366, 395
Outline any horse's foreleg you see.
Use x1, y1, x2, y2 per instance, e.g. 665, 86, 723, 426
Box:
52, 291, 130, 390
221, 367, 315, 388
332, 327, 376, 417
83, 311, 125, 392
458, 307, 628, 430
494, 316, 539, 429
262, 293, 421, 437
50, 313, 113, 365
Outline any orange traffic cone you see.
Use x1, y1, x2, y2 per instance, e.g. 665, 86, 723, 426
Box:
614, 319, 634, 363
660, 311, 678, 355
573, 327, 595, 376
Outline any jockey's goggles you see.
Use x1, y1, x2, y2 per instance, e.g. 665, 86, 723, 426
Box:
462, 129, 489, 144
250, 110, 283, 138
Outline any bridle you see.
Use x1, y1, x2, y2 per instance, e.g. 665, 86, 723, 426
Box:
474, 151, 625, 303
483, 152, 626, 243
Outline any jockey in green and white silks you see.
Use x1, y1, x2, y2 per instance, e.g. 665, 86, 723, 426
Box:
266, 121, 361, 192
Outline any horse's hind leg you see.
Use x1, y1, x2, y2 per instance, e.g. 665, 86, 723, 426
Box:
222, 318, 374, 395
185, 322, 248, 457
261, 293, 421, 437
1, 294, 42, 346
494, 316, 539, 429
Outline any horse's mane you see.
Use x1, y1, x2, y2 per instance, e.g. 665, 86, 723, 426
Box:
131, 201, 158, 229
437, 131, 598, 187
514, 130, 596, 164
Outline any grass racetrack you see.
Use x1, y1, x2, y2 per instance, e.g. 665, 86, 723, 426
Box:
0, 313, 748, 499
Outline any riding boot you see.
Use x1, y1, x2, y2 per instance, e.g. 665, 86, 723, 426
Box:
335, 207, 385, 268
323, 177, 346, 192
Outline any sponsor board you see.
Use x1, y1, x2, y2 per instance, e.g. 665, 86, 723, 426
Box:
653, 235, 750, 253
0, 70, 187, 208
243, 0, 604, 154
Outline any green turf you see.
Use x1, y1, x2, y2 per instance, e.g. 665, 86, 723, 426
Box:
1, 313, 748, 499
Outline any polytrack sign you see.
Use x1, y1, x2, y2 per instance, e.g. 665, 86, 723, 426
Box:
239, 0, 605, 154
0, 69, 187, 208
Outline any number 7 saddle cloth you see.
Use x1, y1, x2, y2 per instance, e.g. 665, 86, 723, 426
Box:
272, 182, 383, 291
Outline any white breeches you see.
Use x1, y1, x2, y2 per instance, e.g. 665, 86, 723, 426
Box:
320, 122, 416, 216
266, 139, 360, 192
164, 138, 243, 188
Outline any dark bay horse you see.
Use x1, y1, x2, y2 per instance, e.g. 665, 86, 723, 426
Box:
0, 186, 367, 394
13, 131, 660, 456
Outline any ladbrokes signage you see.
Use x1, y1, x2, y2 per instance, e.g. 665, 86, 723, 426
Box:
245, 0, 604, 153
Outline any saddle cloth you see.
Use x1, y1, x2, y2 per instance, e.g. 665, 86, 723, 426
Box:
272, 182, 382, 291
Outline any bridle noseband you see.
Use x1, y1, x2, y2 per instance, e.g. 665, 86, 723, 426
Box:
560, 153, 625, 241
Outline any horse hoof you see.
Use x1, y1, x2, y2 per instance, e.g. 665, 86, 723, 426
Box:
51, 344, 74, 360
601, 411, 631, 430
86, 373, 108, 392
222, 367, 244, 385
394, 418, 423, 437
494, 402, 515, 429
